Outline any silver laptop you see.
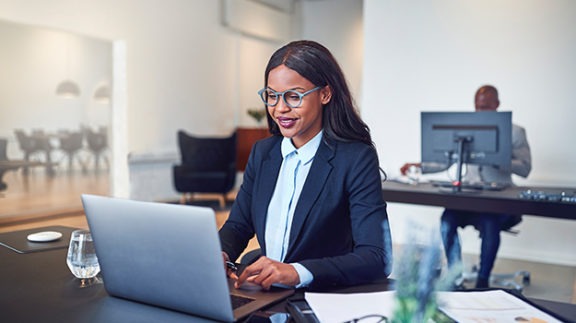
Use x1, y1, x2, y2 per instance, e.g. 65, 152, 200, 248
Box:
81, 194, 294, 322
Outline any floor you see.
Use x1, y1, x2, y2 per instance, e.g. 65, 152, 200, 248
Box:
457, 254, 576, 303
1, 168, 574, 304
0, 167, 108, 224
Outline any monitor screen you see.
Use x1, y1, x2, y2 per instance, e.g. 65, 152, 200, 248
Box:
421, 111, 512, 171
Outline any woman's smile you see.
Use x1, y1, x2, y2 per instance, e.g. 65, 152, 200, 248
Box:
276, 116, 299, 129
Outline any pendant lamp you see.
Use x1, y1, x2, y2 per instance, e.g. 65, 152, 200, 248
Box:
93, 84, 111, 104
56, 35, 81, 98
56, 80, 81, 98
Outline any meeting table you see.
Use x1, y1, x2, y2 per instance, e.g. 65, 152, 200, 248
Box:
1, 225, 575, 322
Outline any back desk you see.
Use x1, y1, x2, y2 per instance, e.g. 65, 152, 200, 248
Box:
381, 181, 576, 220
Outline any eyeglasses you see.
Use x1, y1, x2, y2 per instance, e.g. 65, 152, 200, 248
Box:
258, 86, 321, 109
343, 314, 389, 323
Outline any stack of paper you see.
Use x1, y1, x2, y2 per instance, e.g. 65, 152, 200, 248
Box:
437, 290, 561, 323
305, 290, 562, 323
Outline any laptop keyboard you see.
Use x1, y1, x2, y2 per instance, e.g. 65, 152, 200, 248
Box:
230, 294, 255, 309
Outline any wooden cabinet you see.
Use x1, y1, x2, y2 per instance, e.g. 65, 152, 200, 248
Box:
236, 127, 270, 171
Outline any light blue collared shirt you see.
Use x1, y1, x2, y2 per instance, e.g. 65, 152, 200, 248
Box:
264, 131, 323, 287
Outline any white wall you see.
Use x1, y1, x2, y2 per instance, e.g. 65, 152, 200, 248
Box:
0, 0, 276, 154
363, 0, 576, 265
300, 0, 364, 105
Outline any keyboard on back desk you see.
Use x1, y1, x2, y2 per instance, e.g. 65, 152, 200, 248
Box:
430, 180, 509, 191
519, 189, 576, 203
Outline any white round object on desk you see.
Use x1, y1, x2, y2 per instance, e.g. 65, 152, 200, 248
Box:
27, 231, 63, 242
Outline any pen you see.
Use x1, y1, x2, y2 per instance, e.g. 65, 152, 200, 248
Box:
226, 261, 238, 273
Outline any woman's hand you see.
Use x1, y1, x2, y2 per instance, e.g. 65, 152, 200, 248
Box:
234, 256, 300, 290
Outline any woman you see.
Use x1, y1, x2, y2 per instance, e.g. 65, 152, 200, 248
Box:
219, 40, 392, 290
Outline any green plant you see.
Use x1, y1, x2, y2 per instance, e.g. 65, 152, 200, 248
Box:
247, 108, 267, 124
391, 231, 458, 323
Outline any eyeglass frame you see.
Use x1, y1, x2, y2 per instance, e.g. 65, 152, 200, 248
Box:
258, 86, 322, 109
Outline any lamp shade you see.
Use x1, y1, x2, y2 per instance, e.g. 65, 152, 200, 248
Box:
56, 80, 81, 98
93, 84, 111, 104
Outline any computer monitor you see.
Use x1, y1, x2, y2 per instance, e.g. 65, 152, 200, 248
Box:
421, 111, 512, 192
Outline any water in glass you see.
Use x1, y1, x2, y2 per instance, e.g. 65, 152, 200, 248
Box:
66, 230, 100, 279
406, 165, 422, 185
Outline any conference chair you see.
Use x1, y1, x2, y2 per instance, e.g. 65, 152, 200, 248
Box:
0, 138, 7, 161
33, 130, 56, 176
59, 130, 85, 172
0, 138, 8, 191
84, 126, 108, 172
14, 129, 47, 175
172, 130, 237, 209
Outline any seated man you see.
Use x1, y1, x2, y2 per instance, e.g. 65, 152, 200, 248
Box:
401, 85, 532, 288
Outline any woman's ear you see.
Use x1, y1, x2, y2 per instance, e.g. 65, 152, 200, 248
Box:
321, 86, 332, 105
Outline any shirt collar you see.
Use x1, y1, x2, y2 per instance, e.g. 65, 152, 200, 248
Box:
281, 131, 323, 165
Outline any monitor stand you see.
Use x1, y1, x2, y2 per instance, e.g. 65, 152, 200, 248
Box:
448, 135, 477, 194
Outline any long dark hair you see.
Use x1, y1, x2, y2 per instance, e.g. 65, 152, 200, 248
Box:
264, 40, 373, 148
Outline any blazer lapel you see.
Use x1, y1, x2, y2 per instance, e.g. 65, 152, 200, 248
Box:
285, 140, 335, 258
253, 139, 283, 250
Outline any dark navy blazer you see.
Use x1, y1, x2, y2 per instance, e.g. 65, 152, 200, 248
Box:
219, 135, 392, 289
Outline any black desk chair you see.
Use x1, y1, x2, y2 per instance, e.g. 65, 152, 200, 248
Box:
173, 130, 237, 208
462, 264, 530, 291
458, 216, 531, 291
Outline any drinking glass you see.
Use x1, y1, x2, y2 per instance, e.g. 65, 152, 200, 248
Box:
66, 230, 100, 283
406, 165, 422, 185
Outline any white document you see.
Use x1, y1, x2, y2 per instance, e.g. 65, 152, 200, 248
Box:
305, 291, 396, 323
306, 290, 563, 323
437, 290, 562, 323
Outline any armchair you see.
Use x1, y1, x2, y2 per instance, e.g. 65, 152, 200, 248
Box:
173, 130, 237, 208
